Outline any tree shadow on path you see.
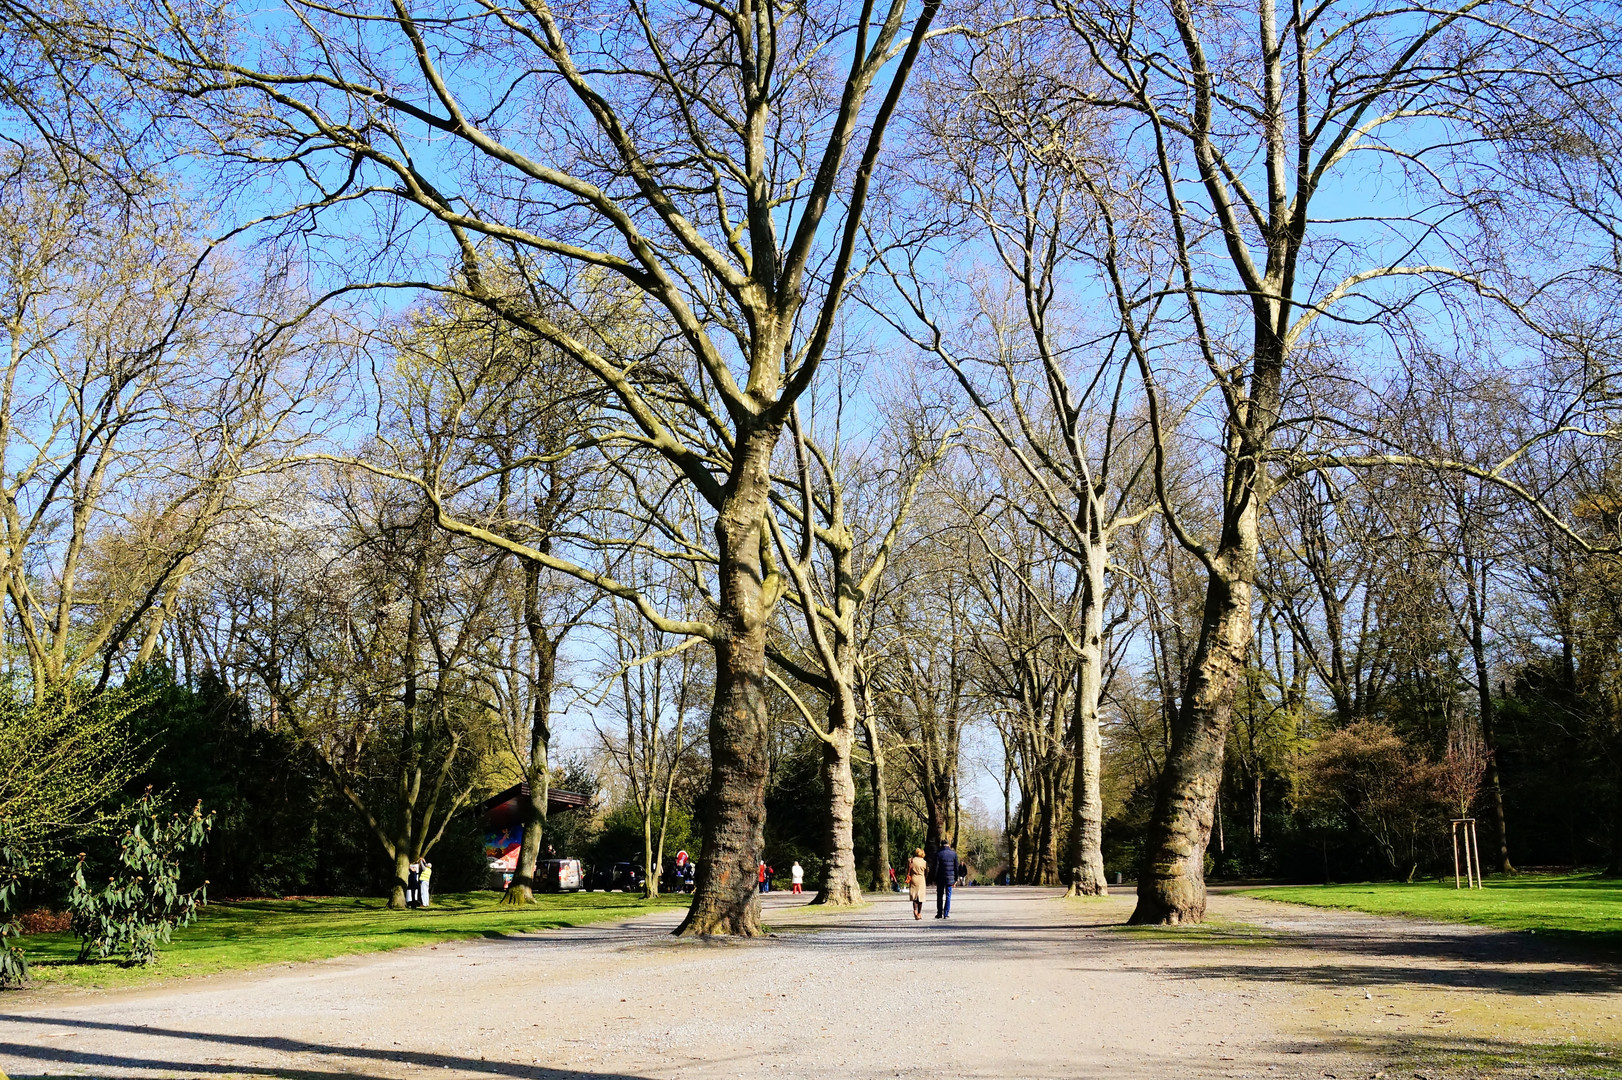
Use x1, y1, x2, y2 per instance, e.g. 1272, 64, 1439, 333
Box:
0, 1015, 667, 1080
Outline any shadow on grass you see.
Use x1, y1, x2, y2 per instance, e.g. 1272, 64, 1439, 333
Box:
0, 1015, 676, 1080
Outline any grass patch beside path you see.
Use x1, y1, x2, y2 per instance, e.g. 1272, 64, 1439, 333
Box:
12, 890, 691, 991
1240, 873, 1622, 945
1110, 914, 1291, 947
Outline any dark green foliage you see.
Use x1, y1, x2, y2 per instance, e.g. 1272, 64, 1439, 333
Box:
1499, 659, 1618, 869
430, 808, 498, 893
0, 835, 27, 986
69, 791, 213, 965
762, 730, 826, 885
534, 755, 604, 864
129, 669, 326, 897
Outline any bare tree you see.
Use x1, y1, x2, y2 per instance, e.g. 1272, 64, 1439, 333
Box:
1048, 0, 1618, 923
0, 144, 325, 701
70, 0, 946, 935
766, 407, 954, 903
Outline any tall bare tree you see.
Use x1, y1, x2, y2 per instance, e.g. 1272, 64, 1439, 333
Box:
66, 0, 949, 933
1048, 0, 1618, 923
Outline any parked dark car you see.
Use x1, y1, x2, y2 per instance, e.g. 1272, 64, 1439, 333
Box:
586, 862, 645, 892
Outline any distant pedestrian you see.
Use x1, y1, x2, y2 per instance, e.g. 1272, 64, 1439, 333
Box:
419, 860, 433, 908
790, 861, 804, 894
758, 861, 768, 894
765, 865, 774, 893
906, 848, 928, 920
407, 860, 421, 908
888, 865, 899, 893
933, 843, 958, 919
955, 861, 967, 887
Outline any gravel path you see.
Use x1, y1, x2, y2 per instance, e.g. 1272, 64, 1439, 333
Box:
2, 887, 1617, 1080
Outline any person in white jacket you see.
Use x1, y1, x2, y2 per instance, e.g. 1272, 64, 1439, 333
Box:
790, 861, 804, 895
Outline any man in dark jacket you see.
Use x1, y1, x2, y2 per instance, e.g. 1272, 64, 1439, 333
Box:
933, 843, 959, 919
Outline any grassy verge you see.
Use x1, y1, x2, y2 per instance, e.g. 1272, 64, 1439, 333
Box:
1111, 913, 1291, 947
1348, 1035, 1622, 1079
1240, 872, 1622, 945
11, 890, 691, 991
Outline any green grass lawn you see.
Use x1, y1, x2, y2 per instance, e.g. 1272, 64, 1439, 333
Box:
12, 890, 691, 991
1240, 872, 1622, 945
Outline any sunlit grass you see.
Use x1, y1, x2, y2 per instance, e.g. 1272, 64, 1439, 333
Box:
1241, 872, 1622, 945
12, 890, 690, 990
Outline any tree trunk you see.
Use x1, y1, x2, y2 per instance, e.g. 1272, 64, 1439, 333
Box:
863, 704, 890, 893
1130, 566, 1253, 924
925, 793, 947, 865
676, 427, 779, 937
1034, 772, 1059, 885
503, 575, 557, 906
643, 805, 659, 899
389, 846, 411, 911
1066, 550, 1109, 896
814, 695, 861, 905
1251, 771, 1263, 846
1469, 630, 1514, 874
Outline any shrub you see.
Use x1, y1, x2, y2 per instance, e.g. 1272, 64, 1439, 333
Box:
1297, 721, 1448, 879
69, 791, 213, 966
0, 836, 27, 987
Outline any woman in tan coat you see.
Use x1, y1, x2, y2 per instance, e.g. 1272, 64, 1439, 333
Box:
906, 848, 928, 920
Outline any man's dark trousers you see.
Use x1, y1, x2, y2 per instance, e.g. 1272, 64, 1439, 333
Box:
936, 880, 952, 917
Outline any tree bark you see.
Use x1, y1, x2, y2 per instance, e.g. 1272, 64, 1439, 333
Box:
503, 562, 557, 906
676, 428, 779, 937
1130, 567, 1253, 924
1468, 624, 1514, 874
1066, 548, 1109, 896
813, 691, 862, 905
863, 697, 890, 893
389, 847, 411, 911
1251, 771, 1263, 846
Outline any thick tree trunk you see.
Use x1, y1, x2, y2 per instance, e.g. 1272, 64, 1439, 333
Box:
1034, 773, 1060, 885
814, 701, 862, 904
925, 795, 947, 865
1130, 567, 1253, 925
676, 428, 779, 937
503, 587, 556, 906
389, 847, 411, 911
1066, 549, 1109, 897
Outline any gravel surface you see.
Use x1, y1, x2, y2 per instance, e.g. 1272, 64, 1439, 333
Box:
1, 886, 1616, 1080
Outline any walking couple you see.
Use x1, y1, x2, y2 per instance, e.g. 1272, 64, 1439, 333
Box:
905, 843, 958, 921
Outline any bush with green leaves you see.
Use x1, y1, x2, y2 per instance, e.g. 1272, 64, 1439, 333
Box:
69, 792, 213, 965
0, 835, 27, 987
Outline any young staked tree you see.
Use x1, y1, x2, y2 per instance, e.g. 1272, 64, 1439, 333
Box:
78, 0, 945, 936
1047, 0, 1619, 923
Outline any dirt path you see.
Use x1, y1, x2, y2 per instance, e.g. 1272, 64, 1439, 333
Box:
2, 887, 1617, 1080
